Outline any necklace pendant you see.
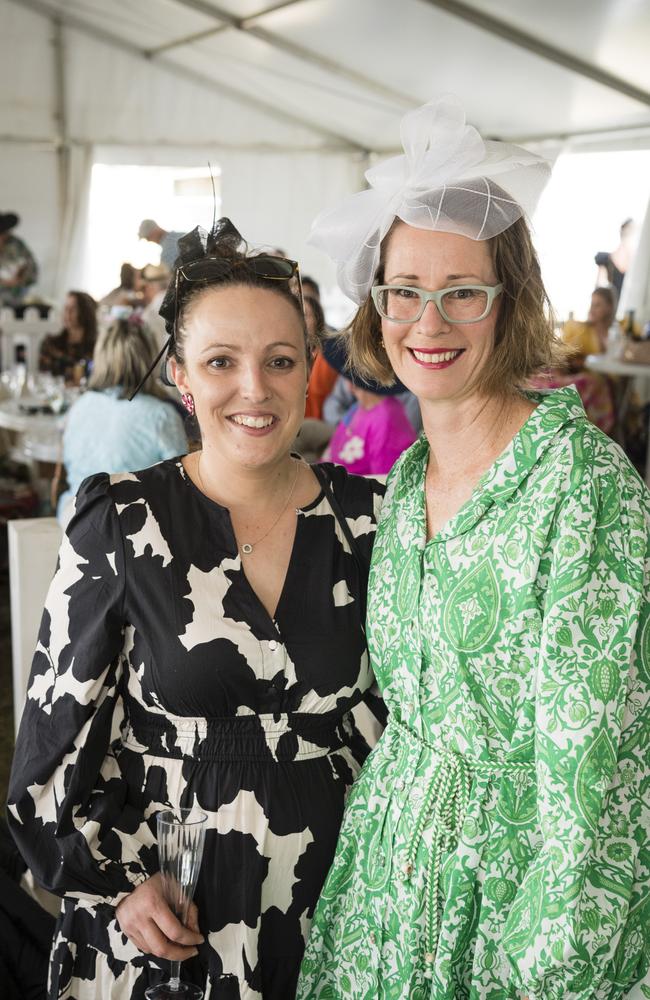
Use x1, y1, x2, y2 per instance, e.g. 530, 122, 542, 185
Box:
241, 542, 253, 555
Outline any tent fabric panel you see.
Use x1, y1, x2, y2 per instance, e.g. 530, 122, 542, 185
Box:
22, 0, 222, 53
0, 144, 61, 300
62, 28, 328, 148
456, 0, 650, 93
0, 1, 56, 139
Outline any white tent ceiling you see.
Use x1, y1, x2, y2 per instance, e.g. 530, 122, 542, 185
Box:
2, 0, 650, 298
5, 0, 650, 150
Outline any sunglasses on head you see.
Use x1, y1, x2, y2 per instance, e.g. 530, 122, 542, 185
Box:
129, 254, 304, 401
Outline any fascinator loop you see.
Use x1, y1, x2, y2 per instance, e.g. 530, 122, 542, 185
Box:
158, 217, 246, 340
308, 94, 551, 304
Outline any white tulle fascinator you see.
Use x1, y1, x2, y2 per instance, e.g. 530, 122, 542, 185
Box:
308, 94, 551, 304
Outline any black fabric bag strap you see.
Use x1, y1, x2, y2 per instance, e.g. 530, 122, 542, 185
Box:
311, 463, 367, 621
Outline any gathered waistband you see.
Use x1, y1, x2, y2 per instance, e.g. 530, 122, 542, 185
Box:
121, 702, 351, 762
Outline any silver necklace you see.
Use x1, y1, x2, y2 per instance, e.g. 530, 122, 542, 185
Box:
197, 457, 300, 556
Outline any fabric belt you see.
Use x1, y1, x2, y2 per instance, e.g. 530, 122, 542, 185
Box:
389, 717, 536, 976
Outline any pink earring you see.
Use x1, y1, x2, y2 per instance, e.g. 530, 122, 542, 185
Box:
181, 393, 195, 416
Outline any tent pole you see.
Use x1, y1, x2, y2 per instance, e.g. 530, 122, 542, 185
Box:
421, 0, 650, 108
12, 0, 364, 152
151, 0, 414, 111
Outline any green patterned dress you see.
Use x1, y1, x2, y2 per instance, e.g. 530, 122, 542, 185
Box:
298, 387, 650, 1000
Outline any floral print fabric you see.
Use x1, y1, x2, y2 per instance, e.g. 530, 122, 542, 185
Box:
298, 386, 650, 1000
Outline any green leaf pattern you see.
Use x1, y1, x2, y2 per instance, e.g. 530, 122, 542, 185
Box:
298, 388, 650, 1000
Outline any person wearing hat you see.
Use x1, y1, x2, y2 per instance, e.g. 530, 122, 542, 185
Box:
138, 218, 184, 270
298, 96, 650, 1000
320, 335, 416, 475
0, 212, 38, 307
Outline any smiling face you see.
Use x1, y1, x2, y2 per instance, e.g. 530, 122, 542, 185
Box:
380, 225, 501, 407
171, 284, 308, 470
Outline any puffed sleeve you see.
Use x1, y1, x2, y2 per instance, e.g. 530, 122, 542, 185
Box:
7, 473, 157, 906
502, 460, 650, 1000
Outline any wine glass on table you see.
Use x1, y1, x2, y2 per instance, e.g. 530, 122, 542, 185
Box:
145, 807, 208, 1000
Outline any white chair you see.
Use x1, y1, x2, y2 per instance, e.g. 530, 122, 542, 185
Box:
8, 517, 62, 734
0, 307, 59, 374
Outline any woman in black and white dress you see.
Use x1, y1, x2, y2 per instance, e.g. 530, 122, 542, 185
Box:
8, 219, 384, 1000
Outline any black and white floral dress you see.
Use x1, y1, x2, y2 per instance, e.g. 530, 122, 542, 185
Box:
7, 459, 385, 1000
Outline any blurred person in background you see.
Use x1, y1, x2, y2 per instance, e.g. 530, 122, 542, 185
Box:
321, 336, 416, 476
595, 217, 636, 298
140, 262, 172, 348
138, 218, 184, 269
38, 290, 97, 383
53, 313, 188, 526
304, 294, 337, 419
562, 286, 618, 361
0, 212, 38, 308
100, 262, 143, 309
301, 275, 322, 302
531, 286, 617, 435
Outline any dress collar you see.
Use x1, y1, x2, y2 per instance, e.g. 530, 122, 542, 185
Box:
396, 386, 588, 545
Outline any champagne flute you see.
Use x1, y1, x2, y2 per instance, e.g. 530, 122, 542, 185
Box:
145, 807, 208, 1000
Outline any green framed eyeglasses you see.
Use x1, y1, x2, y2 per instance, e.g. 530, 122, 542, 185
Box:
371, 283, 504, 324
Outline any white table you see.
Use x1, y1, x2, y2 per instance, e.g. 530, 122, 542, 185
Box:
0, 396, 65, 463
584, 353, 650, 486
584, 354, 650, 380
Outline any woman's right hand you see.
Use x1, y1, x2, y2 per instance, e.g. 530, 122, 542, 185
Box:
115, 873, 204, 960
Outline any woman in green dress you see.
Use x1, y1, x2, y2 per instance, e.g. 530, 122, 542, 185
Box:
298, 96, 650, 1000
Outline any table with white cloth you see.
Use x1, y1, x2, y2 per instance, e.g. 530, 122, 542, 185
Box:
584, 353, 650, 486
0, 397, 65, 463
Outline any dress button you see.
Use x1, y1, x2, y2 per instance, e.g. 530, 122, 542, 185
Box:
369, 931, 376, 944
268, 640, 278, 651
395, 778, 405, 791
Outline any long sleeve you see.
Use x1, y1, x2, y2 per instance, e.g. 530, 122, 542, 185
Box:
502, 462, 650, 1000
7, 474, 156, 906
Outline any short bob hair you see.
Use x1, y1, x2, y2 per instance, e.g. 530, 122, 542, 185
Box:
346, 215, 565, 398
88, 317, 168, 400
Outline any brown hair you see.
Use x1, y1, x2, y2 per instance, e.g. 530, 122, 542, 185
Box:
346, 217, 565, 398
171, 261, 312, 369
65, 290, 98, 354
592, 285, 617, 318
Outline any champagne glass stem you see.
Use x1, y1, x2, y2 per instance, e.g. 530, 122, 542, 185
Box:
169, 960, 181, 991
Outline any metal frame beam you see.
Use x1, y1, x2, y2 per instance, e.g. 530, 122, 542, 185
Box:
420, 0, 650, 107
150, 0, 414, 109
11, 0, 366, 151
143, 2, 303, 58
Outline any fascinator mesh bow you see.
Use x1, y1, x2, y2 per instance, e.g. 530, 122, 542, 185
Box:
308, 95, 551, 304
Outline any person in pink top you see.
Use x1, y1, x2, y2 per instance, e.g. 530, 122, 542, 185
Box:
322, 336, 417, 475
